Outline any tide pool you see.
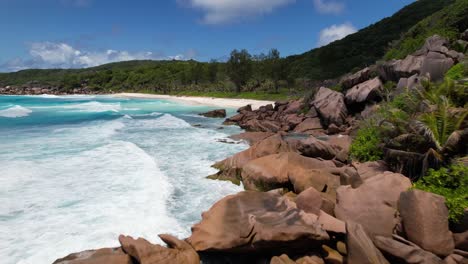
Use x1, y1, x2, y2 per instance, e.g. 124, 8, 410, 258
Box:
0, 95, 246, 264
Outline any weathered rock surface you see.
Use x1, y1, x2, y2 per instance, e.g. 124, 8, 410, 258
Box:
399, 190, 455, 256
210, 134, 296, 184
341, 67, 371, 90
353, 160, 389, 180
199, 109, 226, 118
334, 172, 412, 237
188, 191, 330, 253
293, 118, 323, 134
454, 231, 468, 251
296, 137, 338, 160
345, 77, 383, 107
346, 221, 390, 264
229, 132, 275, 145
374, 235, 444, 264
312, 87, 348, 127
241, 152, 336, 191
53, 248, 133, 264
119, 234, 200, 264
295, 187, 323, 215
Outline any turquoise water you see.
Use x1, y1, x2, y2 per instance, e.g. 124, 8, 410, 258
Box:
0, 95, 246, 264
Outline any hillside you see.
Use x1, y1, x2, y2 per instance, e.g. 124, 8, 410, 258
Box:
285, 0, 454, 80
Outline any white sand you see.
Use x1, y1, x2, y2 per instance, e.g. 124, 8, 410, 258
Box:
114, 93, 275, 110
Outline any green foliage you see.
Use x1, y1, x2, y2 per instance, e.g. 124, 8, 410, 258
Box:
445, 63, 467, 80
227, 49, 253, 93
350, 126, 384, 162
384, 0, 468, 60
414, 163, 468, 222
286, 0, 451, 80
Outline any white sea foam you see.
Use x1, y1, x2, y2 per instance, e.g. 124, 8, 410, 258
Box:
0, 105, 32, 118
0, 141, 182, 264
128, 113, 192, 129
61, 101, 122, 112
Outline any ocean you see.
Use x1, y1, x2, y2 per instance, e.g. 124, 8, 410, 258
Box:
0, 95, 246, 264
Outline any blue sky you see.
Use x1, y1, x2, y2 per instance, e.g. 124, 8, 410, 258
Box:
0, 0, 415, 72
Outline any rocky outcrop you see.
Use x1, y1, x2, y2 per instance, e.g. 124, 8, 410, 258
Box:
334, 172, 412, 238
229, 132, 275, 145
340, 67, 371, 90
295, 187, 323, 215
352, 160, 389, 180
199, 109, 226, 118
296, 137, 338, 160
188, 191, 330, 253
241, 152, 336, 191
346, 221, 389, 264
210, 134, 296, 184
374, 235, 444, 264
293, 118, 323, 134
53, 248, 133, 264
345, 77, 383, 108
398, 190, 455, 256
378, 35, 464, 83
119, 234, 200, 264
312, 87, 348, 127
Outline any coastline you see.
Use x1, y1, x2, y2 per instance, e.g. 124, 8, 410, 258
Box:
113, 93, 275, 110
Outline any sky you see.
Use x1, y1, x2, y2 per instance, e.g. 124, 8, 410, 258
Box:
0, 0, 415, 72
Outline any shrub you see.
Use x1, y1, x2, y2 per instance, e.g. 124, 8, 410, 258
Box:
445, 63, 466, 80
350, 126, 384, 162
414, 162, 468, 222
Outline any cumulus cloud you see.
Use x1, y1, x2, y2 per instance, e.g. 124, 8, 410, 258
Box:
1, 42, 193, 72
317, 22, 356, 47
313, 0, 345, 15
183, 0, 295, 24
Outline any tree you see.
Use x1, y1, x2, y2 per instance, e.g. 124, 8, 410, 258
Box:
208, 59, 218, 83
265, 48, 282, 93
227, 49, 252, 93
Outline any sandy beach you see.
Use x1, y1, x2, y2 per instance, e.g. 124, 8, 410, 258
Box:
114, 93, 274, 110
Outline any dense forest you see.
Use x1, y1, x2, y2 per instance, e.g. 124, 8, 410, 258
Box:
0, 0, 465, 97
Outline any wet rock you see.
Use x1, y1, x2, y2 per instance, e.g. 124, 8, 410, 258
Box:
399, 190, 454, 256
312, 87, 348, 127
334, 172, 412, 237
119, 234, 200, 264
229, 132, 275, 146
53, 248, 133, 264
346, 221, 389, 264
188, 191, 330, 253
199, 109, 226, 118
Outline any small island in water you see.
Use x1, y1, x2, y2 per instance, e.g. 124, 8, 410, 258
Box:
0, 0, 467, 263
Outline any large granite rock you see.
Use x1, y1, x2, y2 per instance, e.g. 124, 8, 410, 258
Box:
119, 234, 200, 264
312, 87, 348, 127
341, 67, 371, 90
241, 152, 336, 191
295, 187, 322, 215
420, 51, 454, 81
296, 137, 338, 160
334, 172, 412, 237
345, 77, 383, 107
211, 134, 296, 184
53, 248, 133, 264
346, 221, 390, 264
199, 109, 226, 118
353, 160, 389, 180
454, 231, 468, 251
229, 132, 275, 145
188, 191, 330, 253
399, 190, 455, 256
374, 235, 444, 264
293, 118, 323, 134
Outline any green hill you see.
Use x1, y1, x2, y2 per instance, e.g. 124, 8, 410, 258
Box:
285, 0, 455, 80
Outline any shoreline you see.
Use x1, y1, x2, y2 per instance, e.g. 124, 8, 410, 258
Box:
113, 93, 275, 110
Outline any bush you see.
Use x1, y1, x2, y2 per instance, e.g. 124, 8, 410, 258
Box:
350, 126, 384, 162
414, 162, 468, 222
445, 63, 466, 80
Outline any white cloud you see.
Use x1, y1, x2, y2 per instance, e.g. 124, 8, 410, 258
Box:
183, 0, 295, 24
317, 22, 356, 47
313, 0, 345, 15
1, 42, 192, 72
